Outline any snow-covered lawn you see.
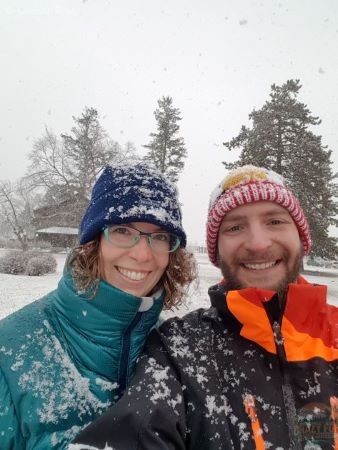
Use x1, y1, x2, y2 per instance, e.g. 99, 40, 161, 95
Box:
0, 251, 337, 321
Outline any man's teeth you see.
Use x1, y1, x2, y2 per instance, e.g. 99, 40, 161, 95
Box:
243, 261, 277, 270
117, 267, 147, 281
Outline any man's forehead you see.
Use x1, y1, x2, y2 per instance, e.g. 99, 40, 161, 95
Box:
221, 201, 291, 222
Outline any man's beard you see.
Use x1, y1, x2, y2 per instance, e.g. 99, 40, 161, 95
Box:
217, 248, 303, 294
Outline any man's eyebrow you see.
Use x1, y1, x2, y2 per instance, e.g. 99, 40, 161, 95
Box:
222, 208, 290, 223
262, 208, 291, 218
221, 213, 247, 223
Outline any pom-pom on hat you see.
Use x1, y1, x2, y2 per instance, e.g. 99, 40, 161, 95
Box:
80, 162, 186, 247
207, 165, 311, 266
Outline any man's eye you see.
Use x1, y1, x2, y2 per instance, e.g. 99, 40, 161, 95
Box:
227, 225, 242, 232
153, 233, 169, 242
270, 219, 283, 225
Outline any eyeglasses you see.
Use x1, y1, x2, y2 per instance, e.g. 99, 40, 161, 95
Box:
103, 225, 180, 253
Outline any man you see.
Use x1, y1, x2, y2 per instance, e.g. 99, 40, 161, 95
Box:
72, 165, 337, 450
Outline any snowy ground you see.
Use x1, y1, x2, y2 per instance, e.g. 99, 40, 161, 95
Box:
0, 250, 337, 321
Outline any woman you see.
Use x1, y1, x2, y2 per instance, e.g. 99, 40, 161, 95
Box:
0, 162, 196, 449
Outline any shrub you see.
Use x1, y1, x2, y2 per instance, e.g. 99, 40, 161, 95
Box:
0, 251, 57, 276
26, 254, 57, 276
19, 250, 41, 265
0, 252, 26, 274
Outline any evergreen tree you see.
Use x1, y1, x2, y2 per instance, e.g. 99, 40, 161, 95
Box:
60, 107, 116, 199
223, 79, 338, 258
144, 96, 187, 183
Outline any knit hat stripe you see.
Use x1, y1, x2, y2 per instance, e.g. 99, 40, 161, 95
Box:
242, 186, 252, 203
206, 166, 312, 266
297, 216, 306, 227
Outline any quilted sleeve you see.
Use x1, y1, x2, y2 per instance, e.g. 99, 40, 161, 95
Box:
0, 366, 24, 449
70, 330, 187, 450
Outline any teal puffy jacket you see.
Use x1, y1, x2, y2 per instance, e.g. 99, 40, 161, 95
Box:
0, 274, 164, 449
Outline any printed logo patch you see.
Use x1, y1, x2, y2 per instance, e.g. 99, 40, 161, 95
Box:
296, 402, 335, 448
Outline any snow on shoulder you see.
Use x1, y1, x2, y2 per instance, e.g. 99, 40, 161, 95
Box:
68, 444, 115, 450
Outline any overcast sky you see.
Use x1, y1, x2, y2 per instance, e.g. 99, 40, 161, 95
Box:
1, 0, 338, 244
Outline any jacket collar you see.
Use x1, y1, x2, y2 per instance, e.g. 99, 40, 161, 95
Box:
53, 274, 164, 336
209, 276, 324, 316
208, 277, 337, 359
47, 274, 165, 380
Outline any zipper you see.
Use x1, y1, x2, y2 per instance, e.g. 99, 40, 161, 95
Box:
116, 311, 143, 398
271, 320, 302, 449
264, 293, 303, 450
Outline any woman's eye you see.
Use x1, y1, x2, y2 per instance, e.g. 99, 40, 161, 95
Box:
270, 219, 283, 225
112, 227, 130, 235
153, 233, 169, 242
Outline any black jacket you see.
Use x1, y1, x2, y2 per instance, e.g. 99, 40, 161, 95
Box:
71, 279, 338, 449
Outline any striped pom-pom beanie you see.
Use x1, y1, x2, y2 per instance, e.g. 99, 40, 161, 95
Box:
207, 165, 311, 267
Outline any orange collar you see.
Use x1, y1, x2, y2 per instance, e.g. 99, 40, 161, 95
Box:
226, 279, 338, 361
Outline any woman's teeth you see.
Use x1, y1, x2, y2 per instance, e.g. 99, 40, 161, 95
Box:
117, 267, 147, 281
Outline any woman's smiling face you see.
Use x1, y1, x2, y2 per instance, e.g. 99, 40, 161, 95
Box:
98, 222, 169, 297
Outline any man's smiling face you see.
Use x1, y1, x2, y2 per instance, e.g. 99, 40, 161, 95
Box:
217, 201, 303, 292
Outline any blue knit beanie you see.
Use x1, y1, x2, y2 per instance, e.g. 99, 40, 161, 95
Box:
80, 162, 186, 247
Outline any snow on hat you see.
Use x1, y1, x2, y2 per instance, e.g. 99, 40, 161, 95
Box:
80, 162, 186, 247
207, 165, 311, 266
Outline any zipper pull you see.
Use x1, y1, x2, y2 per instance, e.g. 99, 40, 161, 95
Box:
245, 394, 258, 422
244, 394, 265, 450
272, 321, 284, 347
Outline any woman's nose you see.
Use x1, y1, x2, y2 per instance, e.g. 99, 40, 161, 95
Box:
128, 235, 153, 261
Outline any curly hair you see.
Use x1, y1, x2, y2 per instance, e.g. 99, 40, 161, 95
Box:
67, 237, 197, 309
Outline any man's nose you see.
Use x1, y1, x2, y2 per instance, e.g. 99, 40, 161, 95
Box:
244, 225, 272, 252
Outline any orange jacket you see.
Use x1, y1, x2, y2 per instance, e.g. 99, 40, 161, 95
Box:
220, 276, 337, 449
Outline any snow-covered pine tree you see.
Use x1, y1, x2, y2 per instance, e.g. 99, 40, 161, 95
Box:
144, 96, 187, 183
223, 79, 338, 258
61, 107, 115, 199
